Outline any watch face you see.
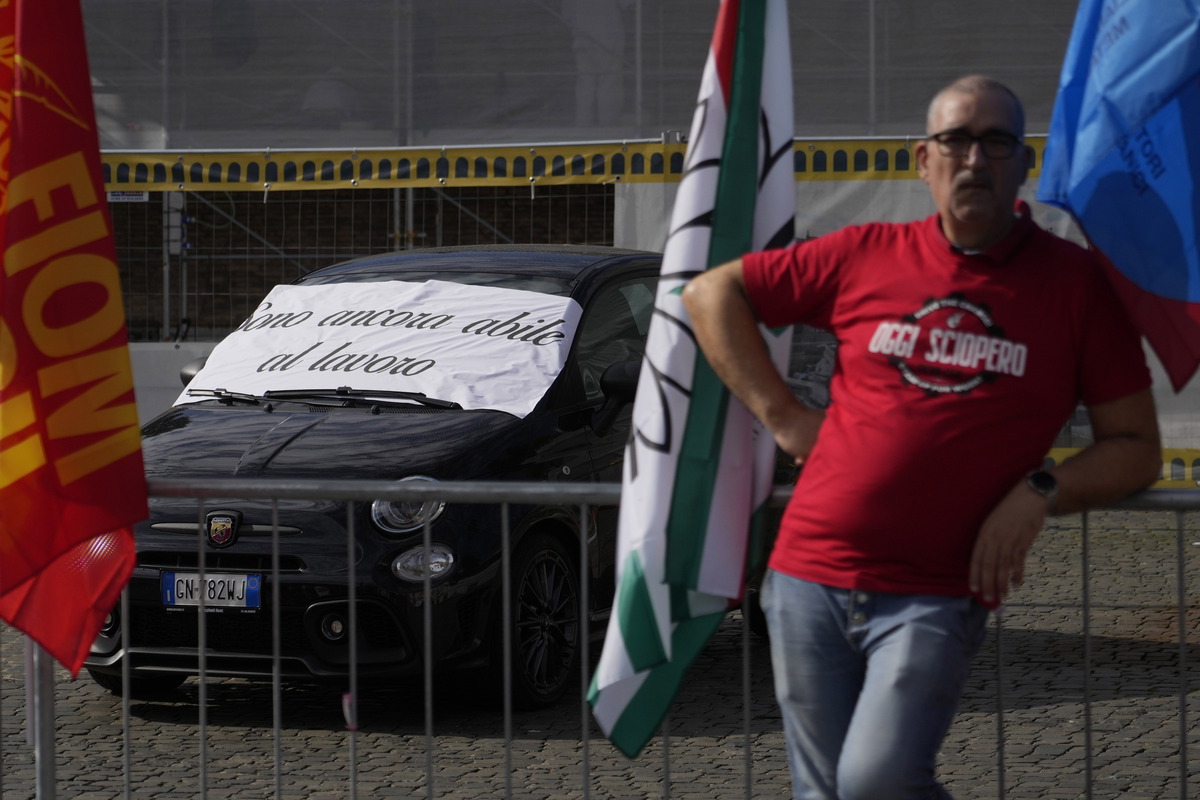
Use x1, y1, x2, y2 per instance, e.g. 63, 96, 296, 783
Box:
1028, 471, 1057, 492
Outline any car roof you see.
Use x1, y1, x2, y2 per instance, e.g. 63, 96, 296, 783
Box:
296, 244, 660, 286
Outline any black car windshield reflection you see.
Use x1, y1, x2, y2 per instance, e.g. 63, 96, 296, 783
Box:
297, 269, 573, 296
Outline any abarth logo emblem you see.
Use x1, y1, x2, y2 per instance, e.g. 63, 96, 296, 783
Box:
206, 511, 240, 548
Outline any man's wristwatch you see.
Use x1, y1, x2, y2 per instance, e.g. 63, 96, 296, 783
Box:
1025, 470, 1058, 516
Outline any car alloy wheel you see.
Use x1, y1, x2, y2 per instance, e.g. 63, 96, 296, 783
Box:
508, 533, 580, 708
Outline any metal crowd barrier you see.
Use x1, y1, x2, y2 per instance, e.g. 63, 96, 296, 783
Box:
3, 481, 1198, 799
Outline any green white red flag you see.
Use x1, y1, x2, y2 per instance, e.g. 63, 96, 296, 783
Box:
588, 0, 795, 758
0, 0, 146, 674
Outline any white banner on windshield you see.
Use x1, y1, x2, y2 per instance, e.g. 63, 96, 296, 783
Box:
176, 280, 583, 418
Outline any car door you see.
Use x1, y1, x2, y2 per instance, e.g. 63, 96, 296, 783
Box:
574, 272, 657, 606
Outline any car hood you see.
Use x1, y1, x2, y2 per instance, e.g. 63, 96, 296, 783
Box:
140, 403, 535, 481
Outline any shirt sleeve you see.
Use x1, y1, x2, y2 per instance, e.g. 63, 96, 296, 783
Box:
741, 230, 856, 330
1076, 257, 1153, 406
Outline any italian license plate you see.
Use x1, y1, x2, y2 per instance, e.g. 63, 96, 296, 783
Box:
161, 572, 261, 608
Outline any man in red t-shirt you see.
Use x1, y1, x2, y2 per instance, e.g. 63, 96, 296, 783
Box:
682, 76, 1160, 800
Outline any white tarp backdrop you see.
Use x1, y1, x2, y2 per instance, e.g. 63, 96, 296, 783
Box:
84, 0, 1082, 150
96, 0, 1200, 448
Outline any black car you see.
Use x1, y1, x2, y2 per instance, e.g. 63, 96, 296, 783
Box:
86, 245, 660, 708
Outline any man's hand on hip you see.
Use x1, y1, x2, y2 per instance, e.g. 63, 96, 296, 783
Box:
773, 405, 826, 466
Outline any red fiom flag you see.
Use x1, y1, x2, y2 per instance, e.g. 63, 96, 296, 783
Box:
0, 0, 145, 674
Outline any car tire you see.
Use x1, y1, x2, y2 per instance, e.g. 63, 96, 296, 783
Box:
499, 533, 581, 709
86, 668, 186, 698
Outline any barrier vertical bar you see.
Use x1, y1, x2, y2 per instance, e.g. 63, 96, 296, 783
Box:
501, 504, 513, 800
993, 610, 1005, 799
742, 599, 752, 800
662, 710, 670, 800
1176, 509, 1188, 800
121, 589, 132, 800
196, 499, 208, 800
579, 503, 591, 800
1, 626, 4, 800
346, 502, 359, 800
423, 513, 434, 800
31, 641, 54, 800
271, 501, 283, 800
1081, 512, 1093, 800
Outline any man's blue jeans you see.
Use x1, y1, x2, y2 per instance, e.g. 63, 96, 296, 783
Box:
760, 570, 989, 800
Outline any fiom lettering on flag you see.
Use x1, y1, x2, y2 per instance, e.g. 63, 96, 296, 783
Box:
0, 0, 147, 674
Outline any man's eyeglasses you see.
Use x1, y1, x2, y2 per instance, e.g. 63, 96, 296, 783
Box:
928, 131, 1023, 159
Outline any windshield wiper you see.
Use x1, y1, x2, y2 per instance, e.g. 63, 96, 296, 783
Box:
185, 388, 261, 405
262, 386, 461, 409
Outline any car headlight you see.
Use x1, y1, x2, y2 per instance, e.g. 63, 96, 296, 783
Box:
392, 544, 456, 583
371, 476, 446, 535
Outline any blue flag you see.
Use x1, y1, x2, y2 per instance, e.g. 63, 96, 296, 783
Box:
1037, 0, 1200, 391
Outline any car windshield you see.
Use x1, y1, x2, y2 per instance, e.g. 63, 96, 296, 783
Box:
177, 279, 583, 418
298, 269, 573, 297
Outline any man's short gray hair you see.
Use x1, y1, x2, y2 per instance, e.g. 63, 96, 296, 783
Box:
926, 75, 1026, 138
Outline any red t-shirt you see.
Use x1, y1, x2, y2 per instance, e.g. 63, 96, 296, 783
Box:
741, 205, 1151, 598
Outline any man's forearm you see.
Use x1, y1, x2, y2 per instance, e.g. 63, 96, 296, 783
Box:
1051, 434, 1161, 515
681, 260, 798, 430
682, 260, 826, 461
1048, 388, 1161, 515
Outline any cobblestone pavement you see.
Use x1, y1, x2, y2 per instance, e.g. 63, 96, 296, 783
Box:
1, 510, 1198, 799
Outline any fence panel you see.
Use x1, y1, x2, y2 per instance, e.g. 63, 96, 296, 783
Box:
0, 482, 1197, 799
110, 184, 616, 343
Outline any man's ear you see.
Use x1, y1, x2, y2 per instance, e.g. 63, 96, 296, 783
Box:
1018, 143, 1035, 184
914, 139, 930, 180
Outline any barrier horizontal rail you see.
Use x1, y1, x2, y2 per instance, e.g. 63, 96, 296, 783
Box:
148, 477, 1200, 511
1109, 487, 1200, 510
148, 477, 626, 505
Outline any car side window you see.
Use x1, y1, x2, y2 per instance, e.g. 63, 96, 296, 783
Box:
575, 276, 657, 399
786, 326, 837, 409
